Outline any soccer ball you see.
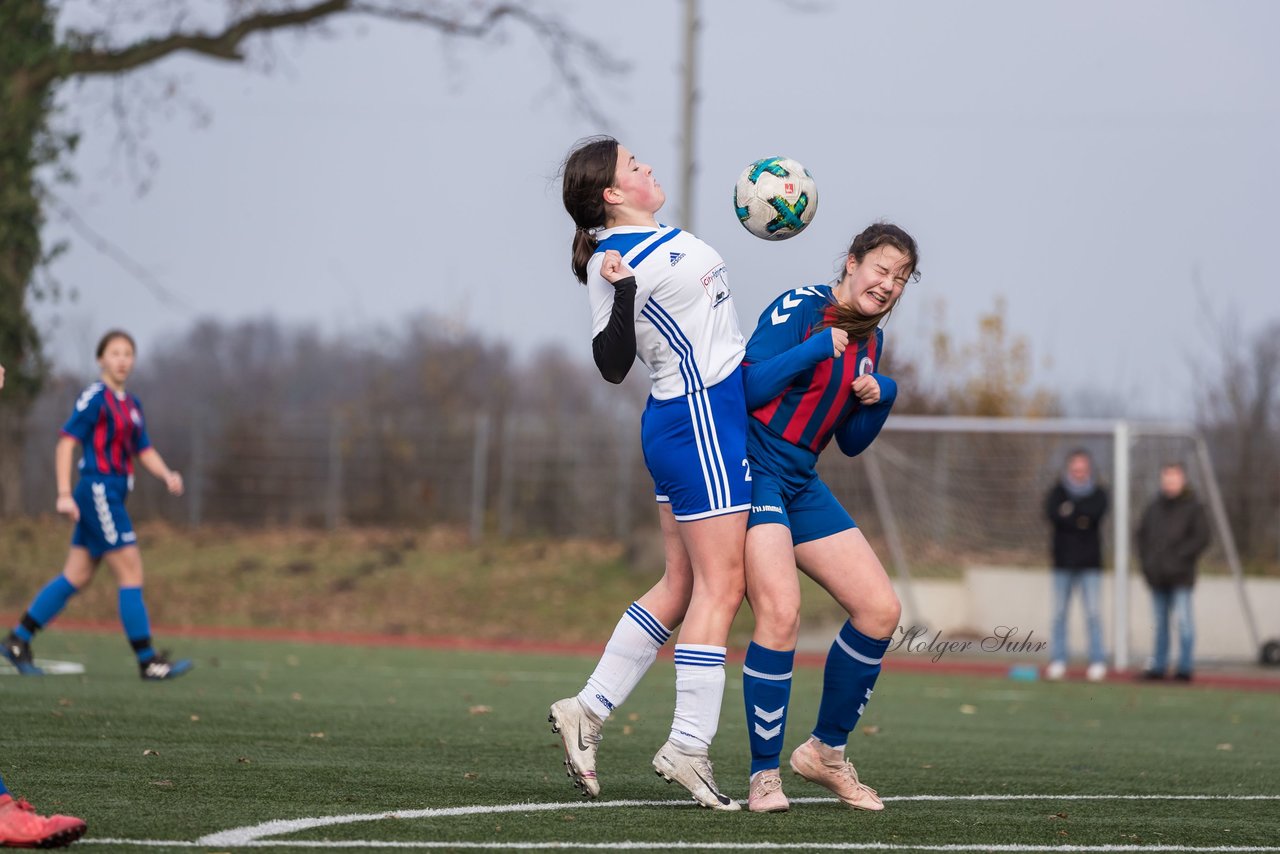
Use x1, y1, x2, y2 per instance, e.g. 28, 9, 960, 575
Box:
733, 156, 818, 240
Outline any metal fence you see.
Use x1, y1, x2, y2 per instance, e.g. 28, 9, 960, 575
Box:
12, 407, 1279, 570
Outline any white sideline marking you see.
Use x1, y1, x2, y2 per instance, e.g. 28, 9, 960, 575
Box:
63, 794, 1280, 849
77, 840, 1280, 851
0, 658, 85, 676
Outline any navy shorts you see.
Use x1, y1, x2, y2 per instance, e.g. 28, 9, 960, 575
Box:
641, 367, 750, 522
746, 422, 856, 545
71, 476, 137, 558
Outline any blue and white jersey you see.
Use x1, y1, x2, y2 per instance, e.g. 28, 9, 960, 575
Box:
587, 225, 745, 401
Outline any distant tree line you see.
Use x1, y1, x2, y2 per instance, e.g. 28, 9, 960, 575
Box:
9, 309, 1278, 564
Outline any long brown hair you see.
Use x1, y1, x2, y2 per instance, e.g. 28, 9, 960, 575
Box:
823, 222, 921, 340
561, 136, 620, 284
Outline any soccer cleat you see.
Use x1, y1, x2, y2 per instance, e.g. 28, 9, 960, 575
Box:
0, 794, 87, 848
1085, 662, 1107, 682
789, 736, 883, 811
140, 651, 193, 681
747, 768, 789, 813
1044, 660, 1066, 681
548, 697, 603, 798
1, 635, 43, 676
652, 740, 740, 811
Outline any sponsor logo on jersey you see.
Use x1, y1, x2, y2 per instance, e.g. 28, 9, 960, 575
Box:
752, 504, 785, 514
130, 407, 142, 426
669, 251, 686, 266
701, 264, 731, 307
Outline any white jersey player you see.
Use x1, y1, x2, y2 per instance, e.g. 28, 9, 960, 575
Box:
548, 136, 749, 811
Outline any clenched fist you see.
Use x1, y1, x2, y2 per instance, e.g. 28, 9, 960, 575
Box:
852, 373, 881, 405
830, 328, 849, 358
600, 250, 634, 284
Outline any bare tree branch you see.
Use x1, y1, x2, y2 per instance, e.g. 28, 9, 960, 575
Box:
36, 1, 624, 127
36, 0, 352, 86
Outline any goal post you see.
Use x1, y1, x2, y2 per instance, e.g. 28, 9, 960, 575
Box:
818, 415, 1262, 670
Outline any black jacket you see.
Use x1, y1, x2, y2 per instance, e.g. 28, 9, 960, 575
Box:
1045, 482, 1108, 570
1137, 490, 1211, 589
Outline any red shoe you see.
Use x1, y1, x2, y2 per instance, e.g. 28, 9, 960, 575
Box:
0, 794, 87, 848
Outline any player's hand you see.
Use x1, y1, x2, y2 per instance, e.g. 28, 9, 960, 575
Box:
165, 471, 184, 496
600, 250, 633, 284
0, 362, 6, 391
830, 328, 849, 358
56, 494, 79, 522
852, 373, 881, 405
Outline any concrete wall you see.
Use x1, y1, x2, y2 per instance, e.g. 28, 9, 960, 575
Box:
894, 568, 1280, 665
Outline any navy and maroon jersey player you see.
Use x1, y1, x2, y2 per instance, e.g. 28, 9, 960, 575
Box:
2, 330, 193, 681
738, 223, 921, 814
64, 378, 151, 484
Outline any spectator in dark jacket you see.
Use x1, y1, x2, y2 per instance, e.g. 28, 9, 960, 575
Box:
1044, 449, 1109, 681
1137, 462, 1211, 681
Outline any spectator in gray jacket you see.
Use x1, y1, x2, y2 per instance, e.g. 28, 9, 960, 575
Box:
1137, 463, 1211, 681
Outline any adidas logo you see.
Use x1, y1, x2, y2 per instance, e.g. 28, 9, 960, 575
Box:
669, 251, 686, 266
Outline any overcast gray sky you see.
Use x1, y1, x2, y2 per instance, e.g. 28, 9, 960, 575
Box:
35, 0, 1280, 418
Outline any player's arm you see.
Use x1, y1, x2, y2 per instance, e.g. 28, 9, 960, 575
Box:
742, 297, 847, 410
834, 374, 897, 457
588, 250, 638, 384
138, 448, 183, 496
54, 435, 79, 520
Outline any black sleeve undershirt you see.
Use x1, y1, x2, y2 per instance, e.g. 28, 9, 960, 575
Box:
591, 275, 637, 384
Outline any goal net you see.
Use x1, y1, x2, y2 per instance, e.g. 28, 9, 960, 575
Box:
815, 416, 1264, 668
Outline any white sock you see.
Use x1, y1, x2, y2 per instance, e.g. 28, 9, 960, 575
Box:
669, 644, 727, 751
577, 602, 671, 721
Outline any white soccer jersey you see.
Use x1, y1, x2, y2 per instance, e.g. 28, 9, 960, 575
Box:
587, 225, 745, 401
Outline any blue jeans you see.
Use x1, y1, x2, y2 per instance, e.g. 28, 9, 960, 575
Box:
1050, 569, 1105, 665
1149, 587, 1195, 675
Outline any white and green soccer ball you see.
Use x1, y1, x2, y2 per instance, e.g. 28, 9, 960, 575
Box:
733, 156, 818, 240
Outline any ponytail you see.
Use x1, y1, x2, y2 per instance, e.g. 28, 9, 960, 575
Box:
571, 228, 599, 284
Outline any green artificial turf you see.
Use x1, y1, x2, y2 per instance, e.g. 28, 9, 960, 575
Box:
2, 631, 1276, 852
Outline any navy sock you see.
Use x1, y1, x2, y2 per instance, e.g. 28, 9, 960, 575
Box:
812, 621, 890, 749
118, 587, 155, 663
743, 642, 795, 775
14, 575, 79, 642
0, 771, 7, 796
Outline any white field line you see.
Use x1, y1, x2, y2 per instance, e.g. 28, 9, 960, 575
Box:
77, 840, 1280, 851
61, 794, 1280, 849
0, 658, 85, 676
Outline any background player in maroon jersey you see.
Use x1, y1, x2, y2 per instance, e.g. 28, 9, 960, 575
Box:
3, 331, 192, 680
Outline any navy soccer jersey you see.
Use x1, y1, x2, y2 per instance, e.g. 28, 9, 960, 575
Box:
744, 286, 882, 455
61, 382, 152, 478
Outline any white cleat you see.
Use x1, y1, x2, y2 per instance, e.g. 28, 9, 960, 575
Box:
1045, 660, 1067, 681
548, 697, 603, 798
1085, 662, 1107, 682
748, 768, 790, 813
789, 737, 883, 811
652, 740, 741, 811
